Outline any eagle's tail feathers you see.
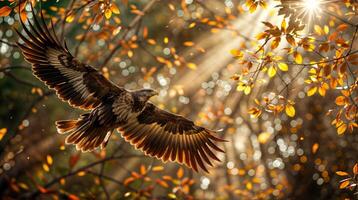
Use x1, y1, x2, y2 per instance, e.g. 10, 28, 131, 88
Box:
56, 114, 111, 152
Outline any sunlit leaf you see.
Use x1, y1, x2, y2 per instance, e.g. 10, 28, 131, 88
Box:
0, 128, 7, 141
268, 66, 276, 78
0, 6, 12, 17
285, 104, 295, 117
105, 9, 112, 19
336, 171, 349, 176
177, 167, 184, 179
312, 143, 319, 154
258, 132, 271, 144
337, 124, 347, 135
110, 4, 120, 14
339, 180, 350, 189
278, 63, 288, 71
307, 87, 317, 96
46, 155, 53, 165
353, 163, 358, 175
187, 63, 197, 70
42, 163, 50, 172
294, 52, 303, 64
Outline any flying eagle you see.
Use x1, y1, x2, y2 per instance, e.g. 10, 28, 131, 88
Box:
15, 7, 226, 172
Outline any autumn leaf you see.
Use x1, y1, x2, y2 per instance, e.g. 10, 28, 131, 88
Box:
110, 4, 120, 14
104, 9, 112, 19
268, 66, 276, 77
337, 124, 347, 135
336, 171, 349, 176
335, 96, 346, 106
285, 104, 295, 117
0, 6, 12, 17
183, 41, 194, 47
278, 63, 288, 71
339, 180, 350, 189
177, 167, 184, 179
46, 155, 53, 165
0, 128, 7, 141
312, 143, 319, 154
258, 132, 271, 144
294, 52, 303, 64
187, 63, 197, 70
349, 163, 358, 176
307, 87, 317, 96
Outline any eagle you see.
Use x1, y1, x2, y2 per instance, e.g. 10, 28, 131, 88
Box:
15, 6, 226, 172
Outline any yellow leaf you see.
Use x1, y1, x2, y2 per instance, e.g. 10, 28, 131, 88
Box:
337, 124, 347, 135
152, 166, 164, 172
168, 193, 177, 199
104, 9, 112, 19
336, 171, 349, 176
285, 104, 295, 117
187, 63, 197, 70
307, 87, 317, 96
246, 182, 252, 190
339, 180, 350, 189
0, 128, 7, 141
278, 63, 288, 71
189, 22, 196, 28
258, 132, 271, 144
43, 164, 50, 172
294, 52, 303, 64
65, 14, 75, 23
244, 86, 251, 95
312, 143, 319, 154
268, 66, 276, 78
314, 25, 323, 35
46, 155, 53, 165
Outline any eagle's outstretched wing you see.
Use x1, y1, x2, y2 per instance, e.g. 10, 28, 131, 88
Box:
119, 103, 226, 172
16, 7, 121, 110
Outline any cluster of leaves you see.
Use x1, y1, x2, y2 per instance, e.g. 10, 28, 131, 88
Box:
336, 163, 358, 195
231, 0, 358, 135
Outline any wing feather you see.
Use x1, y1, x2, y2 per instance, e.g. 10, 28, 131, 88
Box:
16, 5, 122, 110
119, 103, 226, 172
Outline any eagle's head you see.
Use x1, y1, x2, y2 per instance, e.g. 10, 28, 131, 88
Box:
133, 89, 158, 103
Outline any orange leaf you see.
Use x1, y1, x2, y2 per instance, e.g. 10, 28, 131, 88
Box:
335, 96, 346, 106
337, 124, 347, 135
183, 41, 194, 47
353, 163, 358, 175
339, 180, 350, 189
124, 177, 135, 186
177, 167, 184, 179
0, 6, 12, 17
0, 128, 7, 141
336, 171, 349, 176
312, 143, 319, 154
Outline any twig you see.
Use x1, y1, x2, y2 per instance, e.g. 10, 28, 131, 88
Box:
0, 39, 18, 48
25, 154, 146, 198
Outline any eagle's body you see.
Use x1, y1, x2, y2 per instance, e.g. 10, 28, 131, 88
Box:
15, 7, 225, 172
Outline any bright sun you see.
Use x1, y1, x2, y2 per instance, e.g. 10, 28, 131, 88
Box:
303, 0, 320, 11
